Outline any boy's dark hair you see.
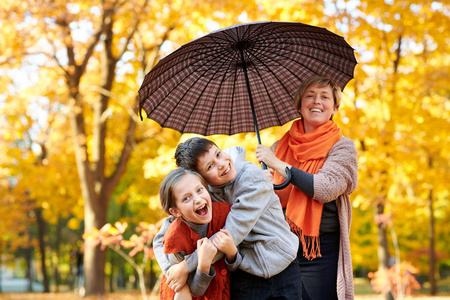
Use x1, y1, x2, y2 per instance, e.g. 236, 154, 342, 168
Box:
175, 137, 217, 171
159, 168, 206, 215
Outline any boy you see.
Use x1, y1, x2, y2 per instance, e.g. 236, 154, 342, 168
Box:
154, 137, 301, 299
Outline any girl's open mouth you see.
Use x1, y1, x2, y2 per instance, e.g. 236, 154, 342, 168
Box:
195, 204, 209, 216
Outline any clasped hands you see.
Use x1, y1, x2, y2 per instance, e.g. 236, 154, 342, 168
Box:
165, 229, 234, 292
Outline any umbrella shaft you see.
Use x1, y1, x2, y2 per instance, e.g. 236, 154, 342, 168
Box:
239, 48, 262, 145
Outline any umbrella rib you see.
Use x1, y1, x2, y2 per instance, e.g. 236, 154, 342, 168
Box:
139, 22, 357, 138
140, 44, 233, 94
283, 38, 356, 61
151, 34, 354, 81
251, 33, 355, 68
235, 32, 292, 128
202, 52, 239, 136
244, 42, 298, 95
228, 59, 243, 135
145, 30, 284, 89
141, 45, 234, 103
251, 64, 288, 127
278, 45, 355, 81
180, 51, 237, 135
154, 58, 227, 131
245, 27, 356, 68
158, 82, 200, 131
246, 38, 355, 88
142, 23, 355, 97
141, 29, 240, 72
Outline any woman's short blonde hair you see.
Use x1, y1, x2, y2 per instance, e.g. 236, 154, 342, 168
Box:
293, 76, 342, 111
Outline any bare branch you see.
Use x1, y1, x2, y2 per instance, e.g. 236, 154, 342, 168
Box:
85, 85, 141, 123
0, 55, 16, 66
56, 16, 76, 69
79, 11, 110, 76
117, 20, 140, 61
393, 33, 402, 74
104, 113, 137, 197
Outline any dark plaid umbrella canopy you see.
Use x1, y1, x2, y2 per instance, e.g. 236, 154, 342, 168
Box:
138, 21, 357, 141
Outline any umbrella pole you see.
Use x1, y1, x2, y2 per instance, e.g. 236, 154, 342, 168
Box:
238, 48, 262, 146
238, 48, 269, 170
238, 47, 292, 189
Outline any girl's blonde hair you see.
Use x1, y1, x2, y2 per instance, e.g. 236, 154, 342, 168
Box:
159, 168, 207, 215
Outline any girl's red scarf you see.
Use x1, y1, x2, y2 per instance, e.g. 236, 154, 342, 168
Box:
274, 119, 341, 260
160, 202, 231, 300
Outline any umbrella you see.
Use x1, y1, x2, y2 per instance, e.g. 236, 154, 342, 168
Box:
138, 21, 357, 188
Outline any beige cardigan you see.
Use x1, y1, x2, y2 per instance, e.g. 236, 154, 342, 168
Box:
274, 136, 358, 300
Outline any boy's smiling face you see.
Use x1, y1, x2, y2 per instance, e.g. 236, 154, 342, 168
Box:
196, 145, 237, 186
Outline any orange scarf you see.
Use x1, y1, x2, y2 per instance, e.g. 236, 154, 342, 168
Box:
274, 119, 341, 260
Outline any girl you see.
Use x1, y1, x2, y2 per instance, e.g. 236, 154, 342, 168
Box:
159, 168, 240, 300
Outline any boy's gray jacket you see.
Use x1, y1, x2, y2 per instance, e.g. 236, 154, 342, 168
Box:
209, 146, 298, 278
154, 146, 299, 279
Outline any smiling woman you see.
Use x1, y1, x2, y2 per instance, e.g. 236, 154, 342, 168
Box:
255, 76, 358, 300
297, 81, 340, 133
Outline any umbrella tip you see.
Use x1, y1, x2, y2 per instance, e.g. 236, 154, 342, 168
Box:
138, 107, 144, 121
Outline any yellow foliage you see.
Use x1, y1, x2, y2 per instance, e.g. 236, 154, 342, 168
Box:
0, 0, 449, 279
143, 144, 178, 179
67, 218, 81, 230
148, 195, 163, 211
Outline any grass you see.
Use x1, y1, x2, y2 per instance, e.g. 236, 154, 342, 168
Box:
354, 277, 450, 299
1, 278, 449, 299
0, 292, 449, 300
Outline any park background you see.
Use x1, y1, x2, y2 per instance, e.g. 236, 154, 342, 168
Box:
0, 0, 449, 299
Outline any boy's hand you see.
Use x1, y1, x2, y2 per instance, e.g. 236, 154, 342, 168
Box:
197, 238, 217, 273
212, 229, 237, 263
262, 168, 274, 183
167, 261, 189, 292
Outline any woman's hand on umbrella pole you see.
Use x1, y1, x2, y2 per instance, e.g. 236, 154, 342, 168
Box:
255, 144, 275, 165
255, 145, 291, 178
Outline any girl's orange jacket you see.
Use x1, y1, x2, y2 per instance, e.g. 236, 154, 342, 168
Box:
160, 202, 231, 300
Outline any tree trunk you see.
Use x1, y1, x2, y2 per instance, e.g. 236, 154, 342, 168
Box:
25, 247, 33, 292
109, 257, 115, 292
83, 201, 108, 295
148, 259, 157, 290
376, 203, 391, 269
428, 185, 436, 295
36, 208, 50, 293
118, 264, 126, 289
60, 1, 160, 295
53, 217, 62, 292
375, 203, 394, 300
0, 245, 2, 293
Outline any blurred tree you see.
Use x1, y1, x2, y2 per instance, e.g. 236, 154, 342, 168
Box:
1, 0, 449, 296
335, 0, 450, 297
0, 0, 260, 295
